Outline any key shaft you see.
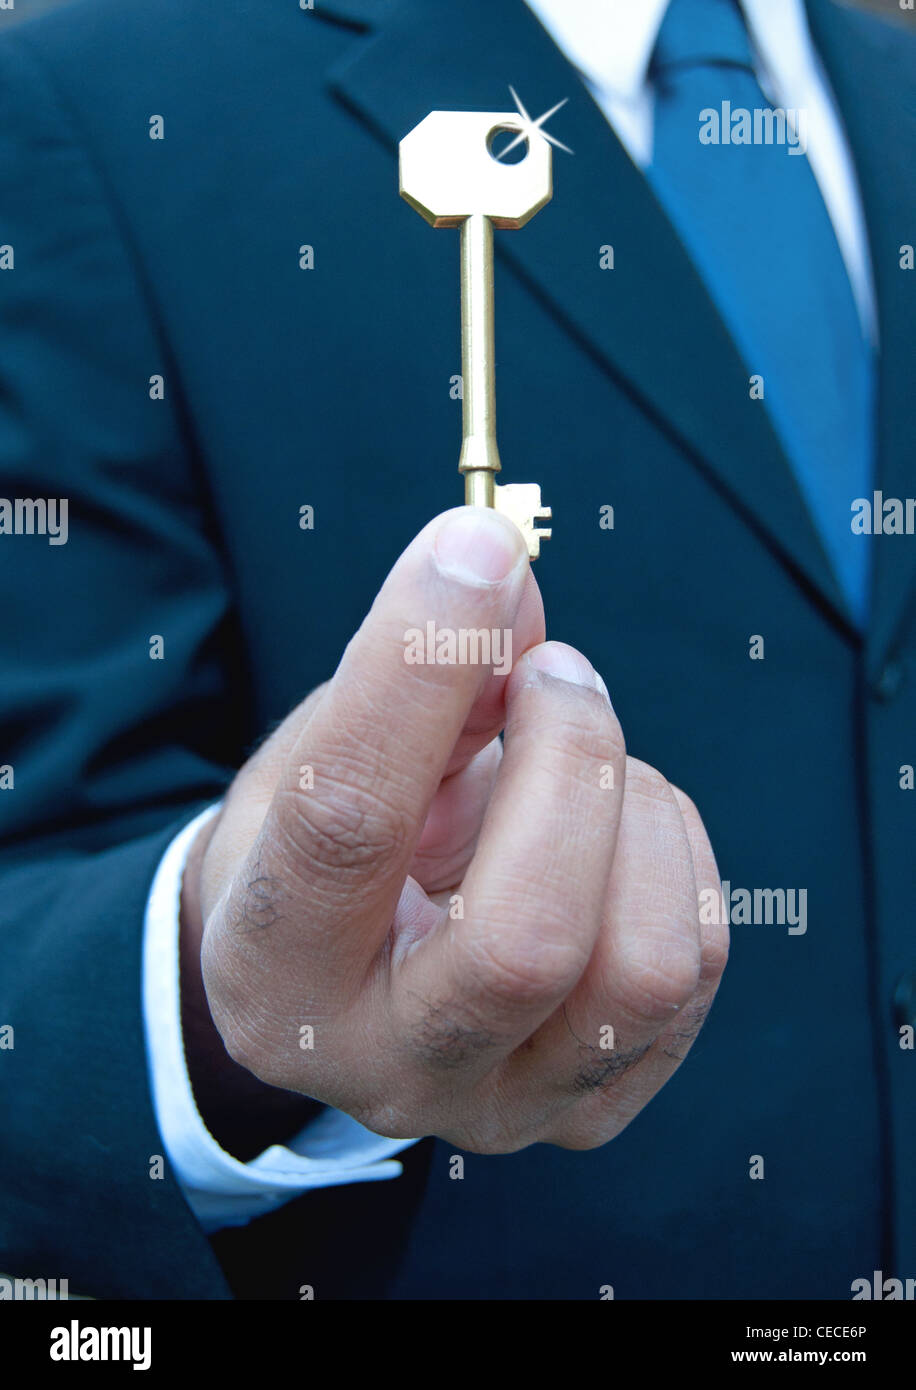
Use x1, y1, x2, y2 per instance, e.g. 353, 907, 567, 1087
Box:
459, 212, 500, 507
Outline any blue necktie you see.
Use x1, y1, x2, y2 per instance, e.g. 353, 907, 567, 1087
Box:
647, 0, 874, 624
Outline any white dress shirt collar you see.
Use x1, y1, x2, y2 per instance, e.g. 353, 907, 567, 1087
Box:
534, 0, 670, 104
523, 0, 811, 112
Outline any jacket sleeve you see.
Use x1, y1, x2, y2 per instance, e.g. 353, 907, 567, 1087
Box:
0, 28, 240, 1298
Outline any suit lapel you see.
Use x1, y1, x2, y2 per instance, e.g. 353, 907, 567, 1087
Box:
321, 0, 879, 629
806, 0, 916, 669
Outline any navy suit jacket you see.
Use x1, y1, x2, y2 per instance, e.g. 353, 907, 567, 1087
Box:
0, 0, 913, 1299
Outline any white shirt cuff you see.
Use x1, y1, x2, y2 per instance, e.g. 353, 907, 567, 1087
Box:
142, 804, 418, 1233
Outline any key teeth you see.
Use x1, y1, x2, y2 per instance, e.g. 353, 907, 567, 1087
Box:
531, 506, 552, 545
492, 482, 552, 559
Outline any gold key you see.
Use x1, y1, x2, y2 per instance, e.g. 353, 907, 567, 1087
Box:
399, 111, 553, 559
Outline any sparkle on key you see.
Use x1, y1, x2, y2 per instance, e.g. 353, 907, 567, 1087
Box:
496, 85, 574, 160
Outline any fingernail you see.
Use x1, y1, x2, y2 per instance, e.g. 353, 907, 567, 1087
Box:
434, 507, 526, 586
526, 643, 610, 702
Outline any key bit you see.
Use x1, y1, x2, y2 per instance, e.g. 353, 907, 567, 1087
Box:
399, 110, 553, 559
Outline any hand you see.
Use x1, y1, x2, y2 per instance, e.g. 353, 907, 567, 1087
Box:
182, 506, 728, 1156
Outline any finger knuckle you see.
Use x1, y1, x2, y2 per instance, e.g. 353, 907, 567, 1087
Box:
458, 1131, 535, 1156
345, 1096, 424, 1141
467, 924, 589, 1012
274, 780, 410, 880
548, 1128, 609, 1152
543, 1108, 622, 1151
437, 1113, 541, 1157
616, 927, 703, 1023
